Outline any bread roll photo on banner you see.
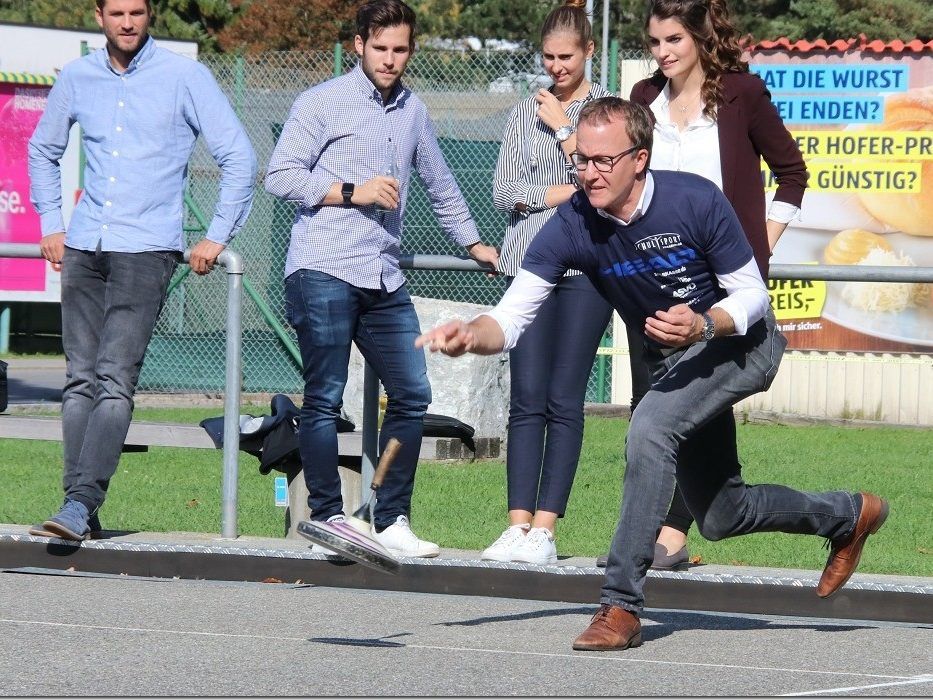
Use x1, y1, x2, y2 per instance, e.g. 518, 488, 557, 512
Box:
857, 86, 933, 237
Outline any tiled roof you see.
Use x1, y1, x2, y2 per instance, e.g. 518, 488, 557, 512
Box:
746, 34, 933, 54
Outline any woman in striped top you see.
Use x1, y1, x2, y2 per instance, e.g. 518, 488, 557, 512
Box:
483, 0, 613, 566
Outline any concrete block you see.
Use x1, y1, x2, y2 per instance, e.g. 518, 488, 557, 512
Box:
341, 296, 510, 442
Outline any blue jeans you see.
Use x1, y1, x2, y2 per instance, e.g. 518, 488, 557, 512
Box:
507, 274, 612, 516
285, 270, 431, 528
60, 246, 179, 511
602, 310, 859, 614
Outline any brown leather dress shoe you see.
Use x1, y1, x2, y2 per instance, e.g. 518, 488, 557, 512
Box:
572, 604, 642, 651
817, 492, 889, 598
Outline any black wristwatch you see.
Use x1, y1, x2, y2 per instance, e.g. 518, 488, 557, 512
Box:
341, 182, 355, 207
700, 312, 715, 341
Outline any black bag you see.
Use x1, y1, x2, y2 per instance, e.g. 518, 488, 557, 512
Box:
0, 359, 7, 413
199, 394, 355, 476
423, 412, 476, 454
200, 395, 478, 472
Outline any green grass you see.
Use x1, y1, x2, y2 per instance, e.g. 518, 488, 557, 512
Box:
1, 415, 930, 577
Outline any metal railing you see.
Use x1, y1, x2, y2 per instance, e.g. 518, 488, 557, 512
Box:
3, 243, 932, 537
770, 264, 933, 283
0, 243, 245, 539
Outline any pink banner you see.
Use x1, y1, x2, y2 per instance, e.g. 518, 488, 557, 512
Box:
0, 82, 49, 291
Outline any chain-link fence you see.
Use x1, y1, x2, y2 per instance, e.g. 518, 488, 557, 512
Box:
140, 47, 649, 403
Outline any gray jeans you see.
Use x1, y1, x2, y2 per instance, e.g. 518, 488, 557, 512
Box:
601, 310, 859, 614
60, 246, 178, 511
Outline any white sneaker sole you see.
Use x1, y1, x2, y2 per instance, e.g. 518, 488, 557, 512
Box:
386, 547, 440, 559
511, 554, 558, 566
481, 550, 514, 562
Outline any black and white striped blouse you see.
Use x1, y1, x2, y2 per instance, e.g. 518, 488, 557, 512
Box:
492, 82, 612, 277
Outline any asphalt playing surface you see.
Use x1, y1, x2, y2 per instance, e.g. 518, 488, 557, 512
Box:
2, 568, 931, 696
3, 359, 932, 695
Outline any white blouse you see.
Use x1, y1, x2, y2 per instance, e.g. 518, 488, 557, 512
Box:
648, 84, 799, 224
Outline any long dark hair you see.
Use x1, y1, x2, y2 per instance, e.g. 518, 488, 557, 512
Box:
645, 0, 747, 119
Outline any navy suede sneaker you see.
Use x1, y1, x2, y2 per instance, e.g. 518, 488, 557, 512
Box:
30, 504, 102, 539
41, 499, 91, 541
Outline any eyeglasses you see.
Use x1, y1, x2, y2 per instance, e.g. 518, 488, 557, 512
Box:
570, 145, 639, 172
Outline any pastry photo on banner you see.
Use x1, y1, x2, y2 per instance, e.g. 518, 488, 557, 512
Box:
750, 48, 932, 353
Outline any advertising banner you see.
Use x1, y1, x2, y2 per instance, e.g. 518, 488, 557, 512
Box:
752, 60, 932, 353
0, 79, 53, 299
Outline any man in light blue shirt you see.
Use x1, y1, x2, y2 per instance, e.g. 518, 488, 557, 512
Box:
265, 0, 498, 559
27, 0, 256, 541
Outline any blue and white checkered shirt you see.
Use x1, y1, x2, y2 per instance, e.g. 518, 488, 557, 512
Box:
265, 64, 480, 290
28, 37, 256, 252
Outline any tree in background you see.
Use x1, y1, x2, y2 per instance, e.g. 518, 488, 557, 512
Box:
0, 0, 96, 29
217, 0, 356, 54
765, 0, 931, 43
456, 0, 550, 45
413, 0, 463, 41
0, 0, 240, 52
0, 0, 928, 50
151, 0, 238, 53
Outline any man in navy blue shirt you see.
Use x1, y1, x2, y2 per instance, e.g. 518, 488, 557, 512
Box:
28, 0, 256, 541
418, 97, 888, 651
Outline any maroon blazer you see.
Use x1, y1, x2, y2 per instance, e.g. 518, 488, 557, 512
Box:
630, 71, 808, 279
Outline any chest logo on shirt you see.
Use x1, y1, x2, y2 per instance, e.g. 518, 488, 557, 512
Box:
635, 232, 682, 252
600, 247, 697, 278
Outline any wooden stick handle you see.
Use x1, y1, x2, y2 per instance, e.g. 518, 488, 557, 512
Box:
372, 437, 402, 490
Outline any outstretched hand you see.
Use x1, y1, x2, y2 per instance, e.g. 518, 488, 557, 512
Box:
415, 320, 476, 357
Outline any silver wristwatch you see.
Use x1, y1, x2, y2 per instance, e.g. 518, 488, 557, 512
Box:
555, 124, 576, 142
700, 312, 715, 341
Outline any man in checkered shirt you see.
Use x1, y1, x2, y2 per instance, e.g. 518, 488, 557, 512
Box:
265, 0, 499, 558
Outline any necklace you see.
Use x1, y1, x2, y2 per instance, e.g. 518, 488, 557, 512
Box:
671, 90, 699, 114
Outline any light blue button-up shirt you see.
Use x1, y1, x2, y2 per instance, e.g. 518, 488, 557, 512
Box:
28, 37, 256, 252
265, 64, 480, 290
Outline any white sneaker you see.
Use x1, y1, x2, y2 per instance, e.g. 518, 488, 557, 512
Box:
481, 524, 530, 562
310, 514, 346, 555
511, 527, 558, 565
372, 515, 440, 558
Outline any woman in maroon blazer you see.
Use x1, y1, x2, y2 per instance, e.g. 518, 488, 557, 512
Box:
617, 0, 808, 570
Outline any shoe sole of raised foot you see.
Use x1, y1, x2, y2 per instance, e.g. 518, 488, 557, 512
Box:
819, 499, 889, 598
573, 633, 643, 652
40, 522, 88, 541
